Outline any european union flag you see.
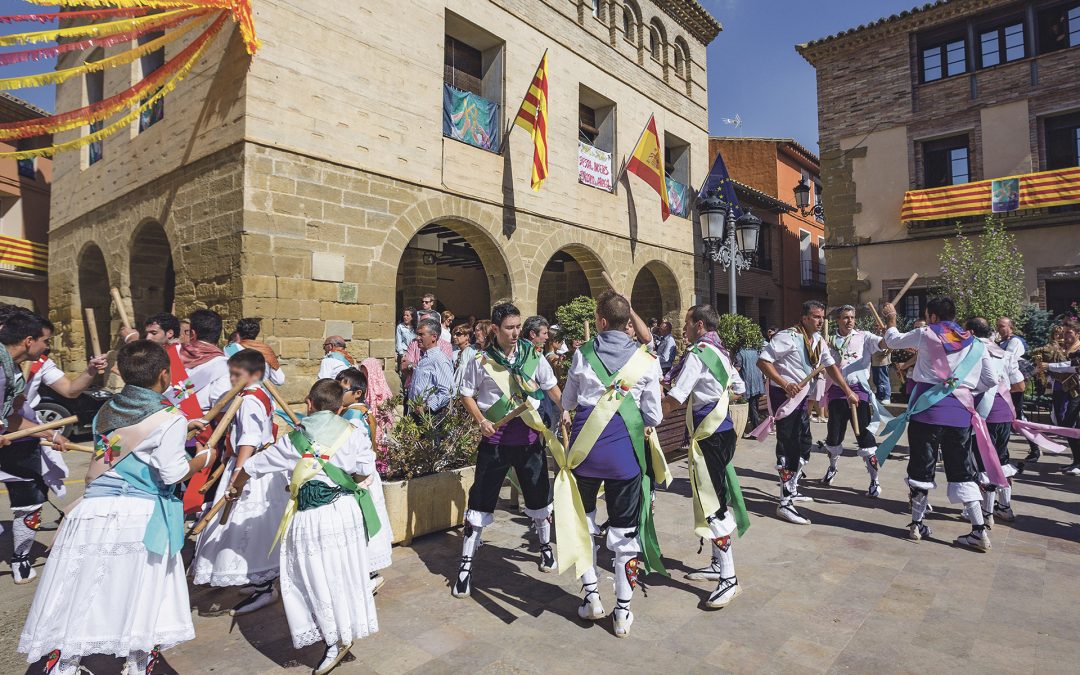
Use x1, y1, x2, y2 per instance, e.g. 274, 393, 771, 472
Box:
698, 150, 743, 218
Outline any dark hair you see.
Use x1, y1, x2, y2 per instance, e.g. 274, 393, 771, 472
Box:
801, 300, 826, 317
964, 317, 991, 338
926, 296, 957, 322
522, 315, 549, 340
228, 347, 266, 374
117, 339, 170, 387
660, 320, 673, 332
335, 367, 368, 398
308, 378, 344, 412
0, 309, 48, 346
401, 306, 416, 329
236, 317, 261, 340
596, 290, 630, 331
491, 302, 521, 328
687, 304, 719, 332
144, 313, 180, 339
188, 309, 223, 344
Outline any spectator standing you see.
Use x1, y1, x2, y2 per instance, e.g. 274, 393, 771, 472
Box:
655, 321, 677, 373
407, 318, 455, 419
733, 342, 765, 437
395, 307, 416, 372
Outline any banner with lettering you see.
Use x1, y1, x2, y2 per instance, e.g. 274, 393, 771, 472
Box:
578, 141, 613, 192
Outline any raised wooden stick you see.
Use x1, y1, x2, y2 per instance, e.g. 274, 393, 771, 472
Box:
601, 270, 620, 294
110, 287, 132, 329
493, 401, 531, 430
84, 308, 102, 356
890, 273, 920, 307
190, 497, 227, 535
866, 302, 885, 331
583, 320, 590, 341
263, 380, 301, 427
196, 394, 246, 495
796, 365, 828, 390
2, 415, 78, 443
41, 439, 95, 453
186, 380, 246, 440
849, 402, 861, 436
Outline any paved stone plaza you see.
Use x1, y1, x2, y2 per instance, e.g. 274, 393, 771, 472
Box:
2, 430, 1079, 674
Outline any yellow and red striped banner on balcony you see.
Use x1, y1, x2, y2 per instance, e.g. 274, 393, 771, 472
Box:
900, 166, 1080, 222
0, 234, 47, 274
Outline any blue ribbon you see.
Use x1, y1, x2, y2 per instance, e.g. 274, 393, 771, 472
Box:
875, 340, 985, 465
92, 453, 185, 558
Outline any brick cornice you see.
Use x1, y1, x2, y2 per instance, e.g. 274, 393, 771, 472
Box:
650, 0, 723, 46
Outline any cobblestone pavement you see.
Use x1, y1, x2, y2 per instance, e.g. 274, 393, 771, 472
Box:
1, 429, 1079, 674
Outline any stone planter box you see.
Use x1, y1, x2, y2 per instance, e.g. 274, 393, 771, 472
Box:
382, 465, 475, 545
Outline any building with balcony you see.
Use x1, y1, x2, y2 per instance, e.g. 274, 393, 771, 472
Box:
798, 0, 1080, 320
47, 1, 721, 395
705, 137, 826, 328
0, 94, 51, 314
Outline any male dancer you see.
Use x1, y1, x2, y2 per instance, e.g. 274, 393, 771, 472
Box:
181, 309, 231, 413
879, 297, 998, 551
663, 304, 747, 609
559, 290, 665, 636
820, 305, 889, 498
756, 300, 858, 525
455, 302, 561, 598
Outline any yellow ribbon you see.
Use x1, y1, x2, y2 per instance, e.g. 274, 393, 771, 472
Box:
646, 429, 672, 488
270, 426, 352, 554
686, 389, 730, 539
0, 8, 198, 47
0, 13, 205, 91
0, 13, 226, 160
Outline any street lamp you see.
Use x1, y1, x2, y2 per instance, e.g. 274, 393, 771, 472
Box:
698, 188, 761, 315
793, 177, 825, 219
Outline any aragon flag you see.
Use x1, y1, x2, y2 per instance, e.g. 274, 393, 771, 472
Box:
512, 51, 549, 191
626, 114, 670, 221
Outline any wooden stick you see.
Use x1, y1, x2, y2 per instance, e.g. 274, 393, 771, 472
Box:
601, 270, 620, 294
190, 497, 227, 535
583, 320, 590, 341
195, 394, 246, 495
199, 463, 226, 495
890, 273, 920, 307
84, 308, 102, 356
110, 287, 132, 329
493, 401, 531, 430
849, 402, 861, 436
796, 365, 828, 390
41, 439, 95, 453
2, 415, 78, 443
263, 380, 301, 427
187, 380, 246, 440
866, 302, 885, 331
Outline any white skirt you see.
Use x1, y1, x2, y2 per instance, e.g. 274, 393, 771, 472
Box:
367, 472, 393, 571
281, 496, 378, 649
18, 495, 194, 663
190, 458, 289, 586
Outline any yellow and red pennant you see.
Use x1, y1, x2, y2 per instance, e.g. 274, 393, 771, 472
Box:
512, 51, 549, 191
626, 114, 670, 221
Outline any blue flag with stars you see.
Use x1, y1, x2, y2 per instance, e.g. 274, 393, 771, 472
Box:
698, 150, 743, 218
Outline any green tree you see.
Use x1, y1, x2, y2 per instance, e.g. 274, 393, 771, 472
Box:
554, 296, 597, 343
938, 216, 1025, 322
716, 314, 763, 353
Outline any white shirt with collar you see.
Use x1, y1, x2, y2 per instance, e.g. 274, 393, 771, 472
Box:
561, 349, 664, 427
759, 327, 836, 386
229, 386, 276, 450
188, 356, 230, 414
883, 326, 998, 393
999, 334, 1026, 358
981, 338, 1024, 388
667, 343, 745, 412
458, 343, 557, 413
827, 329, 884, 386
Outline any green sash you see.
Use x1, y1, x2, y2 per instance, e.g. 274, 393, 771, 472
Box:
562, 341, 667, 577
480, 340, 544, 422
683, 344, 750, 539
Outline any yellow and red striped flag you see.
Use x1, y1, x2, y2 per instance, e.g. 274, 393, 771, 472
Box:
626, 114, 670, 221
512, 51, 549, 191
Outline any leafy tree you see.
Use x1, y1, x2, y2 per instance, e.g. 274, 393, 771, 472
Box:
938, 217, 1026, 322
554, 296, 597, 343
716, 313, 763, 353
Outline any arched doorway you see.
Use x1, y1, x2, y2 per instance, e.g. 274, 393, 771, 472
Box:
129, 221, 175, 322
78, 243, 110, 359
536, 245, 608, 322
395, 220, 511, 323
631, 261, 682, 323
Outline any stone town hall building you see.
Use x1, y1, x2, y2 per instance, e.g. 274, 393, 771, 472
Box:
48, 0, 721, 397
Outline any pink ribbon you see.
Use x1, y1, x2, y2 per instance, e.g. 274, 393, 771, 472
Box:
991, 378, 1080, 453
750, 383, 812, 441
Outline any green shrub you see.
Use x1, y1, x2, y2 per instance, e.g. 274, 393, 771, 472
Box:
716, 313, 763, 352
554, 296, 597, 343
382, 395, 478, 480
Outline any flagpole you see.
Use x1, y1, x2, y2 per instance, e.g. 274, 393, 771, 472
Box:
501, 48, 548, 154
615, 113, 653, 185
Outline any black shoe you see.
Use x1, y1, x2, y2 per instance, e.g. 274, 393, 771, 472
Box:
822, 465, 838, 486
1024, 450, 1040, 463
538, 545, 555, 573
452, 556, 473, 598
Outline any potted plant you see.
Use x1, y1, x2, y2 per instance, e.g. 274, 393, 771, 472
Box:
713, 313, 766, 439
379, 395, 480, 544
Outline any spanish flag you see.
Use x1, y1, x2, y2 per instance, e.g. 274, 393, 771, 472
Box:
626, 114, 670, 221
513, 51, 549, 191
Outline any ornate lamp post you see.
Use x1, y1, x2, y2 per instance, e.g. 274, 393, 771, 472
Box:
698, 188, 761, 315
793, 177, 825, 219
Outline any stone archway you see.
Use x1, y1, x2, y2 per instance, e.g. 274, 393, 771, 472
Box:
395, 218, 512, 322
631, 260, 682, 323
536, 244, 609, 322
77, 243, 111, 359
129, 220, 175, 322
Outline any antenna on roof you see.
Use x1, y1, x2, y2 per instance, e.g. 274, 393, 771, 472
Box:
720, 113, 743, 136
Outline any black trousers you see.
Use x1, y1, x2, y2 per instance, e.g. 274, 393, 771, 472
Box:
775, 409, 812, 471
971, 421, 1011, 471
467, 439, 550, 514
744, 394, 763, 433
697, 428, 736, 516
825, 398, 877, 448
907, 420, 978, 484
0, 440, 49, 508
1063, 394, 1080, 462
575, 474, 641, 529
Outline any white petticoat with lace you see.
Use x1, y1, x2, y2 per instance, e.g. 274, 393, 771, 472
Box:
281, 496, 378, 648
190, 457, 289, 586
17, 495, 194, 663
366, 472, 393, 571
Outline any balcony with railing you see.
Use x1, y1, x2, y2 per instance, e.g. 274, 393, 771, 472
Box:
800, 260, 825, 288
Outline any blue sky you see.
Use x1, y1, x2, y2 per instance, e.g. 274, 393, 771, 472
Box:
2, 0, 924, 150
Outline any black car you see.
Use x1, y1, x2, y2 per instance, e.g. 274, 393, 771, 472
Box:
34, 385, 113, 440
